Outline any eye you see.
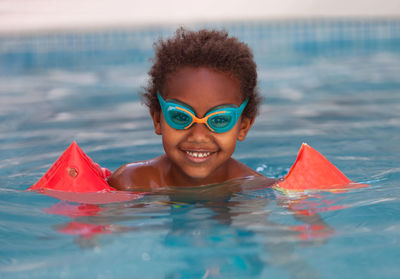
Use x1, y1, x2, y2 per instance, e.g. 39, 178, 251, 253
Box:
170, 111, 191, 124
209, 115, 232, 128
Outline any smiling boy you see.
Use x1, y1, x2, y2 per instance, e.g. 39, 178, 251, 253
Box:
108, 28, 276, 189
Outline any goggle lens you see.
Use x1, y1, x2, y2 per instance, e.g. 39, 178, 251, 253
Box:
208, 114, 232, 129
169, 110, 192, 126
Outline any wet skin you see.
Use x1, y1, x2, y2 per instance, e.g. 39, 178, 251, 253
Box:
108, 66, 276, 190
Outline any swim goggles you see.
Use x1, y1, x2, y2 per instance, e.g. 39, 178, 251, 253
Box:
157, 92, 248, 133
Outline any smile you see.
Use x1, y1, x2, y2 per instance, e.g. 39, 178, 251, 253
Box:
185, 151, 211, 158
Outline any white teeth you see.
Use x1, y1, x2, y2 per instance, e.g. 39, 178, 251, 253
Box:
186, 151, 211, 158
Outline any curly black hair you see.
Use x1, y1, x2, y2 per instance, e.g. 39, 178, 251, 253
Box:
141, 27, 262, 119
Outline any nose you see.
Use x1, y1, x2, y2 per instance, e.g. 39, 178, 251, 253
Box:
186, 123, 212, 143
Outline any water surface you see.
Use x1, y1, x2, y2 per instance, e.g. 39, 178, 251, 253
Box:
1, 20, 400, 278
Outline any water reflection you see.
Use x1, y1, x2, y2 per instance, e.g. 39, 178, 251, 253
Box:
42, 177, 349, 278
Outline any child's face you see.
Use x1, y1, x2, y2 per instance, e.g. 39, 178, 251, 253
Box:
152, 66, 253, 185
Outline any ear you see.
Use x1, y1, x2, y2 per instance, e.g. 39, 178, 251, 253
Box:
150, 110, 162, 135
237, 117, 254, 141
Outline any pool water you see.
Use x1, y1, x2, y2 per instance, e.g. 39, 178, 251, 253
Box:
1, 20, 400, 278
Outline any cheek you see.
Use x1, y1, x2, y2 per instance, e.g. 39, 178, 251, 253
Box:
160, 120, 184, 148
214, 130, 238, 152
225, 121, 243, 143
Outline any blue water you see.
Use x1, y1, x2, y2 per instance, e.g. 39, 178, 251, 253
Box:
1, 20, 400, 278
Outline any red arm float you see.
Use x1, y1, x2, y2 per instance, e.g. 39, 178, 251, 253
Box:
29, 141, 114, 192
28, 141, 143, 203
276, 143, 365, 191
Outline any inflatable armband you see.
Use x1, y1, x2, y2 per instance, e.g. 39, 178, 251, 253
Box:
276, 143, 361, 191
28, 141, 143, 203
29, 141, 113, 192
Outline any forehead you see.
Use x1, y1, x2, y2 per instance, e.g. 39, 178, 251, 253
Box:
163, 67, 242, 113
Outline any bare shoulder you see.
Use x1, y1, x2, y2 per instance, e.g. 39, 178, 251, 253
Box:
230, 159, 278, 187
107, 157, 163, 190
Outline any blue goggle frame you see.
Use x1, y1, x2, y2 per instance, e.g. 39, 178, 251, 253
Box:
157, 92, 248, 133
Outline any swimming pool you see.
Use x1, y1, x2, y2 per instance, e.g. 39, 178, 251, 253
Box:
1, 19, 400, 278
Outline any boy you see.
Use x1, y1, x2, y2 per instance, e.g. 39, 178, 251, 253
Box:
108, 28, 276, 190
